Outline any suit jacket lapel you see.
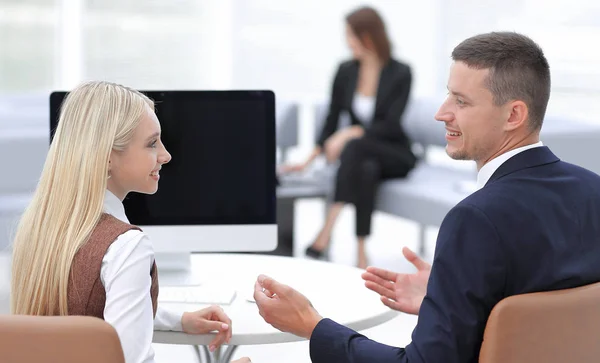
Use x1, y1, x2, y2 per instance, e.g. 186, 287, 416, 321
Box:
375, 61, 394, 110
486, 146, 560, 186
348, 60, 394, 110
346, 62, 358, 109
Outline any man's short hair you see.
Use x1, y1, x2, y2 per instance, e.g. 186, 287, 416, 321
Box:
452, 32, 551, 131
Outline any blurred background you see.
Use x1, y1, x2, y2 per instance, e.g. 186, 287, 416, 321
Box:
3, 0, 600, 121
2, 1, 600, 362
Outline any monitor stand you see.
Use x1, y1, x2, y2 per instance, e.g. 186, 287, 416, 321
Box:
154, 252, 203, 286
154, 251, 239, 305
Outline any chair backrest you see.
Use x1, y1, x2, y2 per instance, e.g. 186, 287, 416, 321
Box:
402, 97, 446, 148
276, 100, 299, 160
312, 97, 445, 149
0, 315, 125, 363
479, 282, 600, 363
0, 94, 48, 196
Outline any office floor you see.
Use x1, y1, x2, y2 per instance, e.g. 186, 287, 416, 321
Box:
153, 198, 437, 363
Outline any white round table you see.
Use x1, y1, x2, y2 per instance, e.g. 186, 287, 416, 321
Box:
153, 253, 398, 362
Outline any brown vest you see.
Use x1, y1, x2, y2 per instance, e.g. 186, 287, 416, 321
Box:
67, 213, 159, 318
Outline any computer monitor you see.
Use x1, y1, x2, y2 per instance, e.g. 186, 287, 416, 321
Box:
50, 90, 277, 273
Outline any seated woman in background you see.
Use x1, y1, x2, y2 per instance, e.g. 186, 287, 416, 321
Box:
10, 81, 250, 363
281, 6, 416, 268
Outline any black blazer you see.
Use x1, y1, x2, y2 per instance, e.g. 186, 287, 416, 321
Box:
317, 59, 413, 151
309, 147, 600, 362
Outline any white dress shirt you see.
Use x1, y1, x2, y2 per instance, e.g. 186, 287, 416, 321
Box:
352, 93, 376, 126
476, 141, 544, 189
101, 190, 183, 363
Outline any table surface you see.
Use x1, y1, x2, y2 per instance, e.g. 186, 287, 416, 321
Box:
153, 253, 398, 346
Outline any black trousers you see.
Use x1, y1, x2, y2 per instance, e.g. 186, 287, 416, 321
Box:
333, 137, 415, 237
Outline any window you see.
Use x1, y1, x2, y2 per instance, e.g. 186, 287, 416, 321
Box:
0, 1, 57, 92
82, 0, 222, 89
439, 0, 600, 122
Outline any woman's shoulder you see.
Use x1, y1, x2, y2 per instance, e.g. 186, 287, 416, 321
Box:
96, 213, 150, 258
102, 228, 153, 272
97, 213, 141, 234
387, 58, 411, 75
336, 59, 360, 73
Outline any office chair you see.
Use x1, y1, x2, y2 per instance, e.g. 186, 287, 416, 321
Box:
479, 282, 600, 363
0, 315, 124, 363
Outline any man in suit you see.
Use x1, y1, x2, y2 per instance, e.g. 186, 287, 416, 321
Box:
253, 31, 600, 362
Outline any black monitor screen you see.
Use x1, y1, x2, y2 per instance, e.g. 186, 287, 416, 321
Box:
50, 90, 276, 226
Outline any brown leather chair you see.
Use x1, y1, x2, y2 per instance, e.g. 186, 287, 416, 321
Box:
0, 315, 124, 363
479, 282, 600, 363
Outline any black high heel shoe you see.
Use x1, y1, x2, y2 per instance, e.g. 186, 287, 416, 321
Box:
305, 246, 325, 259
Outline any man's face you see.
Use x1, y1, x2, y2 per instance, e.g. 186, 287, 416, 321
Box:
435, 61, 510, 168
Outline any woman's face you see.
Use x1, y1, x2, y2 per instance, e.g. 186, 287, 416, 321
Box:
107, 106, 172, 200
346, 23, 368, 60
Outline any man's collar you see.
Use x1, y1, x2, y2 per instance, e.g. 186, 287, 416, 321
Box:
476, 141, 544, 189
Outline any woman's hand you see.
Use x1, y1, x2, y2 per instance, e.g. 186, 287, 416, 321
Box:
181, 305, 232, 352
324, 126, 364, 162
279, 162, 309, 174
278, 146, 322, 174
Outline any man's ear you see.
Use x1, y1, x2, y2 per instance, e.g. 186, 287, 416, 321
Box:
505, 100, 529, 131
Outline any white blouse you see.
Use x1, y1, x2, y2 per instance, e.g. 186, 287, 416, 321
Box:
101, 190, 183, 363
352, 93, 376, 126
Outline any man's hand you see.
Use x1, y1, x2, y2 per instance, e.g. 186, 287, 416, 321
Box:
181, 305, 232, 352
253, 274, 323, 339
362, 247, 431, 315
232, 358, 252, 363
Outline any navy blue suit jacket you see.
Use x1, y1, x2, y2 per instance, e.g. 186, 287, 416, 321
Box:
309, 147, 600, 363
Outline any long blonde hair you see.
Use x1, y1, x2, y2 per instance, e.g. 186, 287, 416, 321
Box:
11, 81, 153, 315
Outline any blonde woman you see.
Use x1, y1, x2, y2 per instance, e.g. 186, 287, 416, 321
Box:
10, 81, 251, 363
